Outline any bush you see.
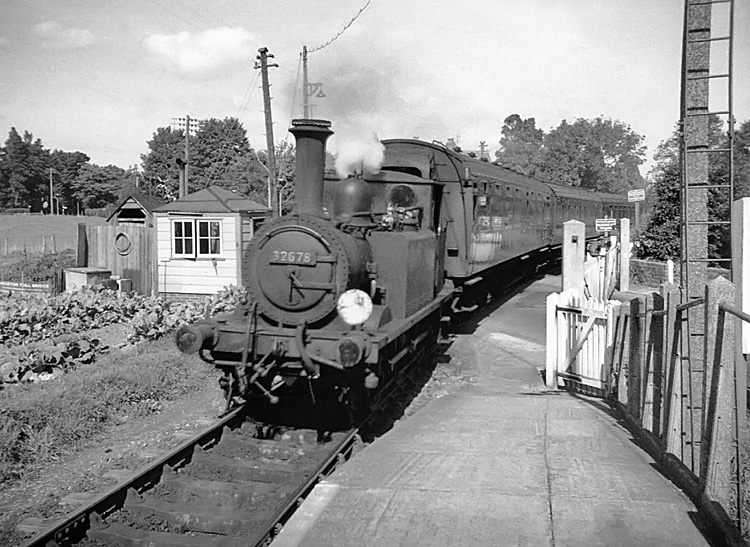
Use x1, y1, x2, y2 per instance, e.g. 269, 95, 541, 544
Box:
0, 249, 76, 282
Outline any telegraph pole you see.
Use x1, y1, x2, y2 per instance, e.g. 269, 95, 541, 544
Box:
49, 168, 53, 216
171, 116, 199, 197
184, 114, 190, 196
256, 47, 279, 217
302, 46, 310, 118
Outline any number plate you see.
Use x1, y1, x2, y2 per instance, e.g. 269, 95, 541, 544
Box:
269, 250, 318, 265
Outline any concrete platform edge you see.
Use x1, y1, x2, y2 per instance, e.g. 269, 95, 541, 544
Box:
610, 399, 748, 547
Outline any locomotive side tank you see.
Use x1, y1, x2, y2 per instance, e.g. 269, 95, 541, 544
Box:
176, 119, 452, 428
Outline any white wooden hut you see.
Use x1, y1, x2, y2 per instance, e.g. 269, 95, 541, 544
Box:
152, 186, 271, 302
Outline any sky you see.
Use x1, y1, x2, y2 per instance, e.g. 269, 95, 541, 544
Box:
1, 0, 749, 179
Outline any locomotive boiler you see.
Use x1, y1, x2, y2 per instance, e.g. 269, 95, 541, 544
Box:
176, 119, 452, 428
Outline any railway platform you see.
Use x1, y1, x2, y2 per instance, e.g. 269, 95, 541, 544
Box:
270, 275, 715, 547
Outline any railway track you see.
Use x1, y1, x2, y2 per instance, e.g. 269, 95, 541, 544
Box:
18, 404, 359, 547
16, 262, 539, 547
18, 339, 439, 547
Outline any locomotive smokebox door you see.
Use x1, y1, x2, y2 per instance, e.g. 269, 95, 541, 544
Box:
256, 223, 336, 314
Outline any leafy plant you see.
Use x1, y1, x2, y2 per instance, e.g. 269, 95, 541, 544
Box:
0, 284, 246, 386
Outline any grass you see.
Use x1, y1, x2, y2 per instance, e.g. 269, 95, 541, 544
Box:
0, 338, 213, 484
0, 214, 106, 255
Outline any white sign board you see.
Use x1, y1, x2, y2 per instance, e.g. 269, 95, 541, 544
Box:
628, 189, 646, 202
595, 218, 617, 232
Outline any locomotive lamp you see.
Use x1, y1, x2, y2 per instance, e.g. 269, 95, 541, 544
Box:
336, 289, 373, 326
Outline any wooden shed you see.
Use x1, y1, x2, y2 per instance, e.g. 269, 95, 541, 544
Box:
152, 186, 271, 302
106, 192, 166, 227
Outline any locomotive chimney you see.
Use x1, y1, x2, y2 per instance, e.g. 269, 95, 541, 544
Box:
289, 119, 333, 217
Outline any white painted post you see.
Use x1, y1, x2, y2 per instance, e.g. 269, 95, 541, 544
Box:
546, 292, 559, 389
732, 197, 750, 353
620, 218, 630, 292
562, 220, 586, 293
667, 259, 674, 285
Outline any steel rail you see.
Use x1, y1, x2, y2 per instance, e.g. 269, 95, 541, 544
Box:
249, 428, 360, 546
20, 405, 248, 547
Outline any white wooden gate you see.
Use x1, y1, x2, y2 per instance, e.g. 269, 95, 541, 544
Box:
545, 289, 621, 395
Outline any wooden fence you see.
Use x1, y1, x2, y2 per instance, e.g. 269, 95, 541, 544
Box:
1, 234, 77, 255
547, 279, 749, 544
81, 224, 156, 296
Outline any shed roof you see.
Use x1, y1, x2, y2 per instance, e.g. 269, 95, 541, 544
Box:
153, 185, 270, 214
106, 192, 167, 222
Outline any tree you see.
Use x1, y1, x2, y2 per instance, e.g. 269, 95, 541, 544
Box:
140, 126, 185, 197
536, 117, 646, 193
50, 150, 90, 212
140, 117, 292, 211
637, 130, 681, 260
0, 128, 49, 210
71, 164, 130, 210
734, 119, 750, 199
494, 114, 544, 177
190, 117, 253, 192
638, 116, 750, 262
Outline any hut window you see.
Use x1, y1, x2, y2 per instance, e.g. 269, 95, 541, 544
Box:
172, 218, 223, 258
172, 220, 194, 257
197, 220, 222, 256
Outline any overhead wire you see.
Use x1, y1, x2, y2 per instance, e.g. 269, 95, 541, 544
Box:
274, 54, 304, 209
148, 0, 373, 197
202, 69, 263, 188
308, 0, 375, 53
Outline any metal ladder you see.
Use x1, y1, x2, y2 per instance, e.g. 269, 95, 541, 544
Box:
678, 0, 736, 474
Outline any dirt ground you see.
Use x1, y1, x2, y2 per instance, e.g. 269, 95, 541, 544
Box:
0, 335, 474, 547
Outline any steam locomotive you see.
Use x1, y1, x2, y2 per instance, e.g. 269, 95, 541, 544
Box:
175, 118, 634, 428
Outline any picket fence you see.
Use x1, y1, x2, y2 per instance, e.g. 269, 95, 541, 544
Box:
545, 290, 619, 393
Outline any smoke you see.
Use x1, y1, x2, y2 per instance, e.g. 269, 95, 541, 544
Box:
334, 133, 385, 178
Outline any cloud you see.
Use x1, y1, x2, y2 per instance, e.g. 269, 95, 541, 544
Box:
144, 27, 255, 77
33, 21, 95, 49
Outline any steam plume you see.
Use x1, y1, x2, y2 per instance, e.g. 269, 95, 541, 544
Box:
334, 133, 385, 178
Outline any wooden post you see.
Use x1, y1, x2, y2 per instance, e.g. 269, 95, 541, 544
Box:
662, 282, 683, 457
76, 223, 88, 267
628, 295, 645, 424
562, 220, 585, 293
620, 218, 630, 292
546, 292, 559, 389
731, 197, 749, 536
701, 277, 736, 509
616, 302, 632, 408
733, 197, 750, 353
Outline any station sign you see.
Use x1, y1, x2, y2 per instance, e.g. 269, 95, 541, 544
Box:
628, 189, 646, 202
595, 218, 617, 232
